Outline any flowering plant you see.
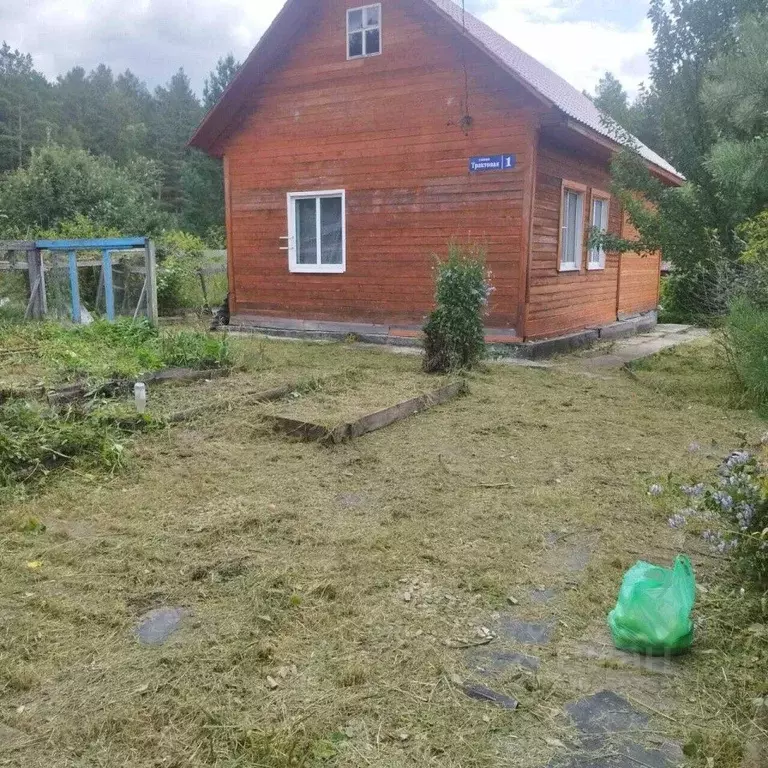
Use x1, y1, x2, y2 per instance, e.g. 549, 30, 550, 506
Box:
668, 450, 768, 586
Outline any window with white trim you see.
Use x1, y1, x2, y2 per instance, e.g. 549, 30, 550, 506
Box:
287, 191, 346, 273
347, 4, 381, 59
588, 195, 610, 270
560, 187, 584, 271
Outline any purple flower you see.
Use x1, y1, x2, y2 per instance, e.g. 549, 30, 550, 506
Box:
688, 442, 702, 453
736, 503, 756, 531
712, 491, 734, 511
648, 484, 664, 497
725, 451, 751, 469
681, 483, 705, 498
668, 513, 687, 529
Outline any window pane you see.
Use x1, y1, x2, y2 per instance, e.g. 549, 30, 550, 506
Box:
565, 191, 579, 264
296, 198, 317, 265
320, 197, 343, 265
348, 30, 364, 57
348, 9, 363, 30
364, 5, 380, 26
365, 28, 380, 55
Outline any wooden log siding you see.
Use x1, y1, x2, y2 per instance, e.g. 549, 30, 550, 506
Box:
618, 209, 661, 317
221, 0, 543, 329
525, 140, 624, 339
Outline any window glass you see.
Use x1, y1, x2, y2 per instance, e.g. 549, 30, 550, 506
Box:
589, 198, 608, 266
348, 9, 364, 30
348, 4, 380, 57
296, 198, 317, 265
320, 197, 343, 265
348, 31, 364, 58
365, 28, 381, 55
364, 5, 379, 25
564, 191, 581, 266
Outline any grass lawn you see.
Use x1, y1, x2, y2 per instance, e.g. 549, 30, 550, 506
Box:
1, 333, 766, 767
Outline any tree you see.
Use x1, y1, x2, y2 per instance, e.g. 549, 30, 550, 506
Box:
593, 72, 630, 129
181, 55, 241, 239
0, 144, 168, 237
203, 53, 241, 110
702, 14, 768, 221
150, 69, 203, 215
0, 42, 55, 172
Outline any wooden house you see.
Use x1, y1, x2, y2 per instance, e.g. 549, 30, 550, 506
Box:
190, 0, 683, 342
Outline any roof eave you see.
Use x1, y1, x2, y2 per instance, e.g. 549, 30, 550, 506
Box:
564, 119, 685, 187
188, 0, 303, 154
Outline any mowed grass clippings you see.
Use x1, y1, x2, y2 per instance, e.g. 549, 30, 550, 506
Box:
0, 334, 765, 768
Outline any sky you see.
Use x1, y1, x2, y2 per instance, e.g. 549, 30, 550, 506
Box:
1, 0, 654, 98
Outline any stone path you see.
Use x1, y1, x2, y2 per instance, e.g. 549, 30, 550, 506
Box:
134, 607, 188, 646
457, 529, 685, 767
574, 324, 709, 369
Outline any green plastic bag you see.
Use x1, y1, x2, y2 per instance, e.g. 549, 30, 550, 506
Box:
608, 555, 696, 656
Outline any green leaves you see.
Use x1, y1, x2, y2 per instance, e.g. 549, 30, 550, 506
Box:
423, 243, 491, 374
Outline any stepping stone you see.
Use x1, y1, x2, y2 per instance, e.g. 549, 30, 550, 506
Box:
134, 607, 188, 646
462, 683, 518, 710
496, 616, 554, 645
530, 587, 558, 604
566, 690, 649, 744
548, 743, 680, 768
573, 640, 679, 677
466, 647, 541, 675
336, 492, 366, 509
547, 691, 683, 768
544, 531, 600, 575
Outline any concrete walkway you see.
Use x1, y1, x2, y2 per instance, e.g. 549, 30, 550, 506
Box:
573, 324, 710, 368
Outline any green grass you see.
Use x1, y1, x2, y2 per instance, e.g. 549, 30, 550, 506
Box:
628, 336, 744, 409
0, 334, 766, 767
0, 317, 231, 388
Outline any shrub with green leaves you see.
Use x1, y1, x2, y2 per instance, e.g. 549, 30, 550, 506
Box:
423, 244, 492, 373
723, 298, 768, 409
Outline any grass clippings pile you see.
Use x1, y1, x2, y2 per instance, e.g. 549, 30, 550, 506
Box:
0, 333, 766, 768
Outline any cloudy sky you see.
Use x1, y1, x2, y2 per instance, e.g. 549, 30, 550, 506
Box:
2, 0, 653, 97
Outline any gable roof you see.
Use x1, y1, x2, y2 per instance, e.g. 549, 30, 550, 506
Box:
425, 0, 681, 181
189, 0, 683, 183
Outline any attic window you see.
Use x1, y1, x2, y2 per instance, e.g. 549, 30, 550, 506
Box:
347, 4, 381, 59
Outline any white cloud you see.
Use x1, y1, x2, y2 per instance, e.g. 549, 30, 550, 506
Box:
479, 1, 653, 96
2, 0, 652, 98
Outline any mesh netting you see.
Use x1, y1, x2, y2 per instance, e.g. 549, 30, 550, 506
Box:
40, 249, 149, 323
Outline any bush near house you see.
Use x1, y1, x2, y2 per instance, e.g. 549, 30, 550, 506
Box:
423, 244, 492, 374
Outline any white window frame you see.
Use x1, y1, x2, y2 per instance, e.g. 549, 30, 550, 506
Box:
346, 3, 382, 60
588, 191, 610, 270
287, 190, 346, 274
559, 181, 586, 272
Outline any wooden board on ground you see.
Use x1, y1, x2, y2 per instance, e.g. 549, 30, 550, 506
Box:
266, 380, 467, 444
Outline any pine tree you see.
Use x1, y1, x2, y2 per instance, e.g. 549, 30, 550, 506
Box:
150, 68, 203, 215
0, 43, 55, 171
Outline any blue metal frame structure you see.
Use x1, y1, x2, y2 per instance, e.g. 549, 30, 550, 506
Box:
35, 237, 153, 324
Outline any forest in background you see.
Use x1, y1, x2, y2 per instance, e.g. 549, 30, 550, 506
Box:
0, 46, 240, 244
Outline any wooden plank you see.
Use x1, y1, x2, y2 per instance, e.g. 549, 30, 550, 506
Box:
26, 250, 47, 319
347, 380, 467, 438
166, 381, 299, 424
266, 380, 468, 445
267, 416, 347, 443
145, 240, 158, 325
0, 241, 36, 252
140, 367, 231, 385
